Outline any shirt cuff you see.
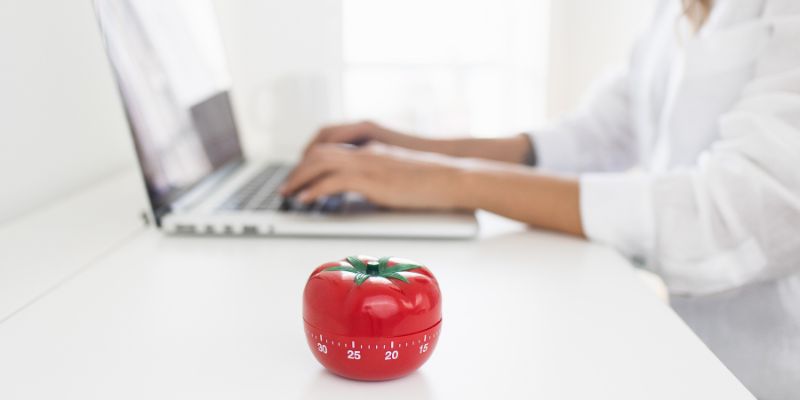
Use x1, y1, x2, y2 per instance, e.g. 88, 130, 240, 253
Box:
527, 129, 581, 172
580, 172, 655, 261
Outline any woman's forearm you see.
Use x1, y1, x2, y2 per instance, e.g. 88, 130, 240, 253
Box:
453, 163, 585, 237
429, 134, 533, 164
393, 133, 533, 164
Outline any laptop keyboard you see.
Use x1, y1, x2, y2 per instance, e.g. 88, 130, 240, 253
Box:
217, 163, 376, 214
218, 164, 288, 211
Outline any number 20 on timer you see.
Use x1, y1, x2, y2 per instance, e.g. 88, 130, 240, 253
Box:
303, 256, 442, 381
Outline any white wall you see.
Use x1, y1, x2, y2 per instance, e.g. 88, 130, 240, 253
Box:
546, 0, 656, 118
0, 0, 137, 224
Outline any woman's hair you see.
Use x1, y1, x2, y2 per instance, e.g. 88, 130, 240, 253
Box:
683, 0, 713, 31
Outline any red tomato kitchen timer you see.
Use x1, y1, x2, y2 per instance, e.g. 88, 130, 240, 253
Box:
303, 255, 442, 381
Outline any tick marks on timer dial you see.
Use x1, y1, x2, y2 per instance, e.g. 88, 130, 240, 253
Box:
308, 330, 439, 361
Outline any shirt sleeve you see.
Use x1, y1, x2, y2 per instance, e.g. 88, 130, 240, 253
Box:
581, 14, 800, 295
529, 70, 639, 173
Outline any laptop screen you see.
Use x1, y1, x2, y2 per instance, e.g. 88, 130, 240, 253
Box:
94, 0, 243, 222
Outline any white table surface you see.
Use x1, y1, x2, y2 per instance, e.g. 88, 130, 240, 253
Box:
0, 170, 754, 399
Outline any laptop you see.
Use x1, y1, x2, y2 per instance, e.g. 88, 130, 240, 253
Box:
93, 0, 478, 238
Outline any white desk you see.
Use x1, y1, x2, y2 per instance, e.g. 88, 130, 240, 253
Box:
0, 170, 754, 399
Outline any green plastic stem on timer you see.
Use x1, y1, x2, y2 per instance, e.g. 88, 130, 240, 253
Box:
324, 256, 423, 285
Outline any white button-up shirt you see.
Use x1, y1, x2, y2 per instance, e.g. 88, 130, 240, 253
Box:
532, 0, 800, 397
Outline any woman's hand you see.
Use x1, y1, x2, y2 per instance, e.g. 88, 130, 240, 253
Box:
302, 121, 426, 156
281, 143, 469, 210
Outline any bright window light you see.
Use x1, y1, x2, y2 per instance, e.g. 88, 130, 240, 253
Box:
342, 0, 550, 137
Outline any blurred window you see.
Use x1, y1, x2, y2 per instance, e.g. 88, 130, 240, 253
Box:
342, 0, 550, 137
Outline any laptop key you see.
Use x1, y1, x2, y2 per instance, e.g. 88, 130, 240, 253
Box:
321, 194, 344, 213
295, 201, 314, 213
266, 197, 283, 210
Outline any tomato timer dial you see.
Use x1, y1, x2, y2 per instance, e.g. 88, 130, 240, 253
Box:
303, 255, 442, 381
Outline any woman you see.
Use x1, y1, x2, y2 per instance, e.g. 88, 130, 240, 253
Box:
282, 0, 799, 397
